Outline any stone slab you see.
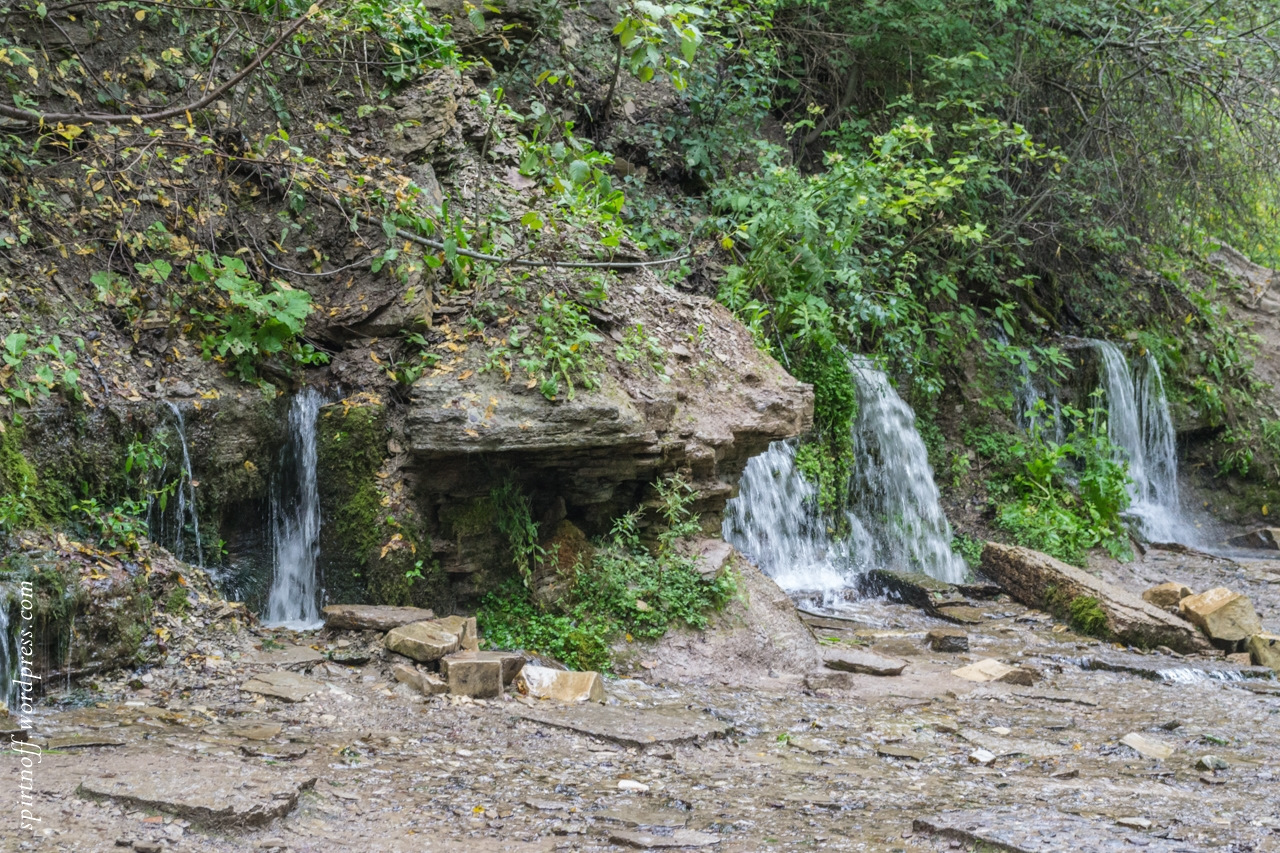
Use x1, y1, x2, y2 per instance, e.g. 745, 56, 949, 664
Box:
1065, 651, 1272, 682
510, 703, 728, 749
322, 604, 436, 632
384, 621, 459, 662
75, 749, 315, 827
610, 829, 720, 848
914, 808, 1205, 851
441, 650, 526, 686
240, 671, 323, 703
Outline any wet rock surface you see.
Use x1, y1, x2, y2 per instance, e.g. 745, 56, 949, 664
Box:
6, 549, 1280, 851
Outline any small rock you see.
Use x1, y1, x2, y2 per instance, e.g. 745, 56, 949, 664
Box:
1120, 733, 1175, 760
804, 670, 854, 691
1116, 817, 1152, 830
1196, 755, 1229, 771
514, 665, 606, 703
1050, 768, 1079, 779
968, 748, 996, 766
133, 843, 162, 853
926, 628, 968, 653
1141, 582, 1194, 609
1226, 527, 1280, 550
1179, 588, 1262, 645
384, 621, 459, 663
257, 840, 288, 850
617, 780, 650, 793
876, 744, 928, 760
1247, 631, 1280, 670
1226, 652, 1252, 665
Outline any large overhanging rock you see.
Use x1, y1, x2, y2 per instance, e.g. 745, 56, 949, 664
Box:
980, 542, 1212, 653
404, 280, 813, 578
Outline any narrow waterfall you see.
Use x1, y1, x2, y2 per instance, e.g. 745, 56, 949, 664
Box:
0, 594, 15, 712
725, 358, 966, 601
157, 401, 203, 566
1092, 341, 1184, 543
264, 389, 324, 629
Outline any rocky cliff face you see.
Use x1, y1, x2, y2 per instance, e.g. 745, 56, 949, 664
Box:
399, 276, 812, 593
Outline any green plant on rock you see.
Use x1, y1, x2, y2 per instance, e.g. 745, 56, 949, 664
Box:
186, 254, 328, 384
486, 292, 602, 400
1067, 595, 1108, 638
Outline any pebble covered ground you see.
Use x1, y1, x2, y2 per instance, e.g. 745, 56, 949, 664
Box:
5, 548, 1280, 852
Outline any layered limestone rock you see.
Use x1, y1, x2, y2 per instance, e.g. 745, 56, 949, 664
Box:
404, 279, 813, 588
1180, 588, 1263, 646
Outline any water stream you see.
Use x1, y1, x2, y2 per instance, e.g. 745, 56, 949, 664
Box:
725, 358, 966, 603
0, 592, 16, 712
264, 389, 325, 629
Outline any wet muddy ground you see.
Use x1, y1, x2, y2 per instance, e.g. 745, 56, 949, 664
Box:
4, 551, 1279, 852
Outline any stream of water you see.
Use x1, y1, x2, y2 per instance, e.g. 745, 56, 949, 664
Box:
264, 389, 325, 629
154, 401, 204, 566
0, 591, 15, 712
725, 358, 966, 602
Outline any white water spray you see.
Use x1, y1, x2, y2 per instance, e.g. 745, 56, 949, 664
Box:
0, 593, 15, 712
1092, 341, 1184, 543
264, 389, 324, 629
725, 359, 966, 600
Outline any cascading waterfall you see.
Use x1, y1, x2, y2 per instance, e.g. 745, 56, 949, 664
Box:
264, 388, 325, 629
1092, 341, 1184, 543
725, 358, 967, 601
848, 358, 968, 584
155, 401, 203, 566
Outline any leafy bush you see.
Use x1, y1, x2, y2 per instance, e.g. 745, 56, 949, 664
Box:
478, 474, 736, 671
186, 254, 328, 383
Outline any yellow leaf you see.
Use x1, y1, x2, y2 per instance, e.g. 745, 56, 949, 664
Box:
370, 351, 382, 365
244, 460, 257, 473
92, 179, 105, 191
27, 66, 37, 83
458, 370, 473, 381
135, 9, 145, 20
720, 236, 734, 250
56, 123, 83, 140
1263, 505, 1269, 516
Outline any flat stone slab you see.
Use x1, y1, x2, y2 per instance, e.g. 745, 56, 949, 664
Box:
322, 604, 435, 631
822, 648, 907, 676
510, 703, 728, 749
75, 749, 316, 827
47, 735, 126, 750
609, 829, 720, 848
914, 808, 1205, 851
240, 642, 325, 668
240, 671, 323, 703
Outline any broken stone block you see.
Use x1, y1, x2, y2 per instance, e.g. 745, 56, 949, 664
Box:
822, 648, 907, 676
1141, 582, 1194, 610
440, 650, 526, 686
1247, 632, 1280, 670
391, 663, 445, 695
1179, 587, 1262, 645
321, 604, 435, 632
434, 615, 480, 652
442, 654, 503, 699
926, 628, 969, 653
514, 665, 605, 703
1226, 652, 1253, 665
384, 621, 459, 662
951, 659, 1016, 683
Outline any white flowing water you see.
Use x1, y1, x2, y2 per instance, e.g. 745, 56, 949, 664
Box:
159, 401, 203, 566
1092, 341, 1184, 543
725, 359, 967, 601
264, 389, 324, 629
0, 594, 15, 712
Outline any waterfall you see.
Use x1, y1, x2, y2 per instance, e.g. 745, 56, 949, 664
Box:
0, 593, 15, 713
1092, 341, 1184, 543
722, 441, 873, 600
725, 358, 967, 600
848, 358, 968, 584
158, 401, 203, 566
264, 389, 325, 630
